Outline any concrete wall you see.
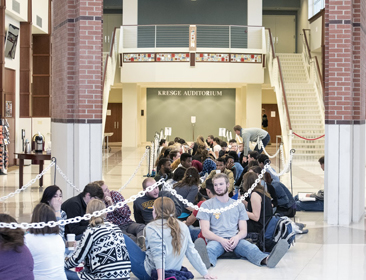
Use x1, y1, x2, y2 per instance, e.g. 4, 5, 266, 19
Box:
297, 0, 309, 53
108, 88, 123, 103
310, 16, 322, 52
262, 89, 277, 104
32, 0, 48, 34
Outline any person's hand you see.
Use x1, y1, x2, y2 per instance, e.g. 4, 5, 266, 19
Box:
219, 238, 232, 252
242, 156, 248, 164
204, 274, 217, 279
104, 196, 113, 206
50, 199, 62, 217
229, 235, 241, 250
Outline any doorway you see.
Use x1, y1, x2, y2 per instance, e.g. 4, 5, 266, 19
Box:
262, 104, 281, 144
105, 103, 122, 142
263, 15, 296, 53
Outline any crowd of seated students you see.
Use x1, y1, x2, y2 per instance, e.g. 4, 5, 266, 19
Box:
1, 133, 319, 280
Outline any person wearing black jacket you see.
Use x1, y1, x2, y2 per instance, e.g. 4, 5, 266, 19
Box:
133, 177, 182, 224
61, 183, 104, 240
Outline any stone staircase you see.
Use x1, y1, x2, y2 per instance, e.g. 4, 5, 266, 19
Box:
277, 53, 325, 161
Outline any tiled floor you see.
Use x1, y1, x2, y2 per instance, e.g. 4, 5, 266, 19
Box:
1, 144, 366, 280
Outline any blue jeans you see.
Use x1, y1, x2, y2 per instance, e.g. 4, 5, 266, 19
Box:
65, 269, 79, 280
124, 234, 151, 280
206, 239, 268, 267
294, 195, 324, 211
188, 226, 201, 242
254, 133, 270, 154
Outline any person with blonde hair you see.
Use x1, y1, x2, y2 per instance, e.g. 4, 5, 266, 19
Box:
124, 197, 216, 280
65, 199, 131, 280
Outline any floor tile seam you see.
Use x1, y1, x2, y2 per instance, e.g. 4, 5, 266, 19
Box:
293, 243, 324, 280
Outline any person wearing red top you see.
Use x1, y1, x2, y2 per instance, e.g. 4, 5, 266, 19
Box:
94, 181, 146, 248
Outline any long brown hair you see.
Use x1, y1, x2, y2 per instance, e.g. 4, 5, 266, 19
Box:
173, 167, 200, 188
242, 172, 271, 199
153, 197, 182, 256
87, 199, 106, 227
29, 203, 60, 235
0, 214, 24, 252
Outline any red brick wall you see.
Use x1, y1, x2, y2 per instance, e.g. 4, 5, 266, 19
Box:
325, 0, 366, 124
52, 0, 103, 122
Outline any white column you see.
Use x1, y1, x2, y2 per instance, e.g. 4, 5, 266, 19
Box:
123, 0, 138, 48
245, 84, 262, 128
122, 83, 138, 148
247, 0, 262, 49
325, 123, 365, 225
247, 0, 262, 25
51, 122, 102, 200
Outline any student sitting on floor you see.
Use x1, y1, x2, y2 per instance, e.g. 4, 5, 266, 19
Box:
25, 203, 67, 280
173, 167, 200, 221
61, 183, 104, 240
195, 173, 288, 269
241, 172, 273, 234
124, 197, 216, 280
294, 156, 324, 212
65, 200, 131, 280
40, 185, 67, 242
0, 214, 34, 280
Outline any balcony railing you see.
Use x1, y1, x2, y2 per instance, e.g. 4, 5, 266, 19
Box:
120, 24, 264, 50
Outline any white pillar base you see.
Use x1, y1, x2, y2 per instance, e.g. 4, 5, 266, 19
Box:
325, 123, 365, 225
51, 122, 102, 200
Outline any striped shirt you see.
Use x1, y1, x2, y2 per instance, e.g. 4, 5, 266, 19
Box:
65, 222, 131, 280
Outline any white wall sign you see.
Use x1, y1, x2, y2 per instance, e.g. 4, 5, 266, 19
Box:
165, 127, 172, 136
219, 128, 226, 137
271, 111, 276, 117
107, 110, 111, 116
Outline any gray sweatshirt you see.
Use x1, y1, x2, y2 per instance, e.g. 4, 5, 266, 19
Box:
240, 128, 268, 156
144, 219, 208, 277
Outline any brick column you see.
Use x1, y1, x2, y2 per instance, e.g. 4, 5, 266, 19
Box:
51, 0, 103, 198
324, 0, 366, 224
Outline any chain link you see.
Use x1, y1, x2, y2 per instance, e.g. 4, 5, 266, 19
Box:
258, 140, 282, 159
56, 165, 82, 193
0, 178, 166, 229
118, 148, 149, 192
0, 161, 55, 202
164, 164, 270, 213
267, 150, 294, 177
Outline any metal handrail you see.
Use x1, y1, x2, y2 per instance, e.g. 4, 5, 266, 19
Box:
302, 29, 324, 90
266, 28, 292, 131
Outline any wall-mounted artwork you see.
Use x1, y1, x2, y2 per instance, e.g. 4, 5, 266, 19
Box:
4, 24, 19, 59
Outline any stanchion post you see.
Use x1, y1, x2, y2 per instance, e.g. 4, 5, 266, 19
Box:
263, 159, 271, 252
290, 149, 295, 221
146, 146, 151, 176
52, 157, 57, 185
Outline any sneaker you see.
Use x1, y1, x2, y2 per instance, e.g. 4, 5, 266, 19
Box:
194, 238, 210, 269
137, 235, 146, 251
266, 239, 289, 268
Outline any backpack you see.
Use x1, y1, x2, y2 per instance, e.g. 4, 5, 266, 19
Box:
257, 215, 296, 252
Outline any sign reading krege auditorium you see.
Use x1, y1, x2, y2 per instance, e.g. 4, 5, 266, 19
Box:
158, 90, 223, 96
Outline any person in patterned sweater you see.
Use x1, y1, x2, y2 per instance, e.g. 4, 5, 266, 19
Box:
94, 181, 145, 248
65, 199, 131, 280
